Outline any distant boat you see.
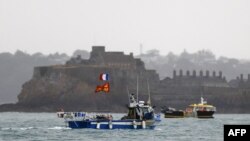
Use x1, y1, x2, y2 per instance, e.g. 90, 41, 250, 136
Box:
154, 113, 162, 121
161, 107, 185, 118
185, 97, 216, 118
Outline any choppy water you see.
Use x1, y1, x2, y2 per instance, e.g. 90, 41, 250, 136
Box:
0, 113, 250, 141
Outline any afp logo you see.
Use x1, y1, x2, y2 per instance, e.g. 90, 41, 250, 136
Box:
224, 125, 249, 141
228, 129, 246, 136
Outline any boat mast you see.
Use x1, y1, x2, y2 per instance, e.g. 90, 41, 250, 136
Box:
136, 75, 139, 103
147, 79, 151, 105
127, 86, 130, 104
201, 86, 204, 104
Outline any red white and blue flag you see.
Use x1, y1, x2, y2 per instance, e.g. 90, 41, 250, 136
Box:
99, 73, 109, 81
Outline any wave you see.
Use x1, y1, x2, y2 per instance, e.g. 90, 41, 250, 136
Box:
154, 128, 162, 131
1, 127, 34, 131
20, 127, 34, 130
47, 126, 71, 130
1, 127, 12, 130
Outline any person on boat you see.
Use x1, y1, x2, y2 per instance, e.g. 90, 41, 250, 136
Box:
108, 114, 113, 120
130, 93, 136, 103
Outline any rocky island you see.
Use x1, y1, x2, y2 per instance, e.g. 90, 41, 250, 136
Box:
1, 46, 250, 113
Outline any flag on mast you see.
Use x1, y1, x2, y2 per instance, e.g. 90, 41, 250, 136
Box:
99, 73, 109, 81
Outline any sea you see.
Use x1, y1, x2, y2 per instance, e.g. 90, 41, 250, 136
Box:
0, 113, 249, 141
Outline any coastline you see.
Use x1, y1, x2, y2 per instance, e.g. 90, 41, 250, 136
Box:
1, 103, 250, 114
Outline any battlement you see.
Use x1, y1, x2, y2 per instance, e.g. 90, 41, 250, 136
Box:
229, 73, 250, 88
164, 69, 228, 87
173, 70, 223, 79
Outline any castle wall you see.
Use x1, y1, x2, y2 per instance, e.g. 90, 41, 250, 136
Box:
166, 70, 229, 87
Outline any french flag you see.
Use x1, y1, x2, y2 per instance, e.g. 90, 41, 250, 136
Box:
100, 73, 109, 81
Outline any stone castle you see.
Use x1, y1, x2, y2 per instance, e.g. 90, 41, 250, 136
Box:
66, 46, 143, 70
1, 46, 249, 113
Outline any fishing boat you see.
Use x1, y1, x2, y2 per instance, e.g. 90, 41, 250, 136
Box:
57, 93, 155, 129
185, 97, 216, 118
57, 76, 157, 129
161, 106, 185, 118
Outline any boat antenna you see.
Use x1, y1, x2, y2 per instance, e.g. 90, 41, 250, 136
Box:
136, 75, 139, 103
147, 78, 151, 105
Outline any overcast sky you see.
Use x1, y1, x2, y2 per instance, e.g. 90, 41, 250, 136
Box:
0, 0, 250, 59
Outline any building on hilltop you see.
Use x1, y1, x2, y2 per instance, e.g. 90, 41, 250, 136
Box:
33, 46, 159, 83
66, 46, 145, 70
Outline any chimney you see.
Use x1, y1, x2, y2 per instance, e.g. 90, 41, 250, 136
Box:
173, 70, 176, 78
200, 70, 203, 77
193, 70, 196, 77
186, 70, 190, 77
213, 71, 216, 78
248, 74, 250, 81
219, 71, 222, 79
206, 70, 209, 77
179, 69, 183, 77
240, 74, 243, 81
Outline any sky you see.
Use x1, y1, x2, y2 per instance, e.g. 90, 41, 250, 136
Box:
0, 0, 250, 59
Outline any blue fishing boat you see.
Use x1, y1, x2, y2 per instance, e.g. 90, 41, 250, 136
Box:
57, 76, 158, 129
57, 93, 156, 129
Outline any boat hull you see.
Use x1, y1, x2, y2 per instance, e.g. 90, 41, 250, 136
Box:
67, 120, 155, 129
164, 111, 185, 118
196, 111, 215, 118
